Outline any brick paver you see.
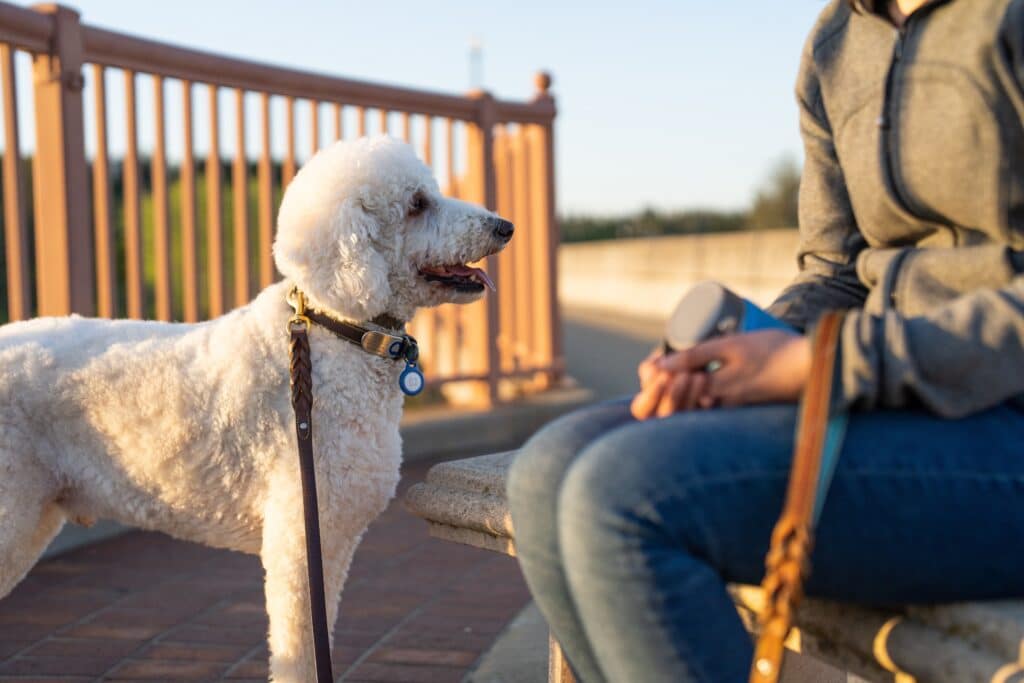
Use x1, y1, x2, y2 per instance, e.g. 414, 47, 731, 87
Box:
0, 458, 530, 682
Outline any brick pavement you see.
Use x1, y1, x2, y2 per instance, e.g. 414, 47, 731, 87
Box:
0, 458, 530, 682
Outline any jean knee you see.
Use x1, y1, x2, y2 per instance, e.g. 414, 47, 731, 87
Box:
555, 415, 730, 561
508, 400, 633, 516
557, 427, 663, 549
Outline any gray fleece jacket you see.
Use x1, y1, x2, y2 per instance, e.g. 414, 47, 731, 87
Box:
767, 0, 1024, 418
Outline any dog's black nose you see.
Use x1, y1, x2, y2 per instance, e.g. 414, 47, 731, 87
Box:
493, 218, 515, 240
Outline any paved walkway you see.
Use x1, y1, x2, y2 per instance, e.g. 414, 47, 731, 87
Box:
0, 458, 529, 682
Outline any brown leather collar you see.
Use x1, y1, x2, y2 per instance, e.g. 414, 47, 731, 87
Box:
287, 288, 418, 362
369, 313, 407, 332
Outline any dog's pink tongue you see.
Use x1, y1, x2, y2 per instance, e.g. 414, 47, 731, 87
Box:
450, 264, 496, 291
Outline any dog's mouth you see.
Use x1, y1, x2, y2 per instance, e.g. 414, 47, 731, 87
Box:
418, 263, 496, 293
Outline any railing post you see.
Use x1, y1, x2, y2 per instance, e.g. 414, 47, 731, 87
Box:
465, 90, 501, 406
30, 4, 93, 316
528, 72, 561, 387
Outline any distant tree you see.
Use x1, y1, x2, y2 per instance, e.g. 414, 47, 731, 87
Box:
560, 207, 745, 243
746, 157, 800, 230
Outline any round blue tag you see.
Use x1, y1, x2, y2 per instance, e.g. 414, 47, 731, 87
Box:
399, 364, 425, 396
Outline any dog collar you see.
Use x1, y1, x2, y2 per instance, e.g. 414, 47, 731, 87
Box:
286, 287, 425, 396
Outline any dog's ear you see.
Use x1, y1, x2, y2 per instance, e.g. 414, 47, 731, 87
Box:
274, 197, 392, 320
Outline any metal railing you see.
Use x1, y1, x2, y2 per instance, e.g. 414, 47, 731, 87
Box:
0, 2, 562, 405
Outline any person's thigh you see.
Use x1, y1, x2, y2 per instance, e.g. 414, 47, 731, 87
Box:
562, 402, 1024, 603
506, 398, 637, 683
554, 402, 1024, 683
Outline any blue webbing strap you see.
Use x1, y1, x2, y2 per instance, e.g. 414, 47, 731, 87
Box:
813, 413, 848, 525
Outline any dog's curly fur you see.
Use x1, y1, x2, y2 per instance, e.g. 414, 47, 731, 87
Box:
0, 136, 510, 681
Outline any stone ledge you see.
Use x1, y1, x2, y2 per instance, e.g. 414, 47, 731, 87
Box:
406, 452, 1024, 683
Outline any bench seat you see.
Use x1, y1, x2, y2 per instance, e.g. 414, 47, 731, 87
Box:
405, 451, 1024, 683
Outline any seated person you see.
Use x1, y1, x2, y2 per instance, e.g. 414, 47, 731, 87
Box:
508, 0, 1024, 680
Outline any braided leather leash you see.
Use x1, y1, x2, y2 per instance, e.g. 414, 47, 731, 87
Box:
750, 310, 847, 683
288, 292, 334, 683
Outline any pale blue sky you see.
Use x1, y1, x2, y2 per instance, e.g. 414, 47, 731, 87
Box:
16, 1, 827, 215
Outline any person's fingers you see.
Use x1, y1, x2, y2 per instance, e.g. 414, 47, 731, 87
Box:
657, 337, 733, 374
657, 372, 692, 418
637, 347, 665, 387
631, 373, 670, 421
683, 371, 709, 411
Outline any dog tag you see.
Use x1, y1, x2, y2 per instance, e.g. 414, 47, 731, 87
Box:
399, 362, 425, 396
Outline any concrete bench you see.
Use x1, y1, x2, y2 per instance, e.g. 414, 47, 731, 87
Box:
406, 451, 1024, 683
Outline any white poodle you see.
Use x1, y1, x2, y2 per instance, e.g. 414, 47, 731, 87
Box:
0, 136, 513, 681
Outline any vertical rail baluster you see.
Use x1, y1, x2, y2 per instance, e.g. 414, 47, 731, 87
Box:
536, 74, 560, 381
1, 46, 29, 321
0, 45, 28, 321
527, 115, 558, 383
181, 80, 198, 322
465, 93, 500, 405
333, 102, 343, 140
445, 117, 456, 195
355, 106, 365, 137
378, 108, 388, 135
152, 75, 172, 320
258, 92, 274, 289
90, 63, 115, 318
123, 70, 143, 318
421, 115, 437, 365
443, 117, 460, 381
310, 99, 319, 154
512, 127, 533, 369
232, 88, 249, 306
283, 95, 295, 187
423, 115, 433, 166
401, 111, 411, 142
30, 6, 93, 316
495, 127, 515, 371
206, 84, 224, 317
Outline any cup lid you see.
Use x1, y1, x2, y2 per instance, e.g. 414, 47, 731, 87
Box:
664, 281, 743, 351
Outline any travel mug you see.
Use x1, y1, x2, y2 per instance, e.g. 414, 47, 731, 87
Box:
663, 281, 793, 356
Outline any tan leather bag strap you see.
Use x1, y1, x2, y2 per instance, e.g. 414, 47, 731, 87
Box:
749, 310, 846, 683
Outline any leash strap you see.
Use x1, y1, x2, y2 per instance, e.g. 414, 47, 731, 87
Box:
749, 310, 847, 683
288, 304, 335, 683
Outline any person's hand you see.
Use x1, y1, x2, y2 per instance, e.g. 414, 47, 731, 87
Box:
630, 331, 811, 421
633, 345, 712, 420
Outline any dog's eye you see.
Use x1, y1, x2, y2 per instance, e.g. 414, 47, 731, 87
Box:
408, 192, 430, 217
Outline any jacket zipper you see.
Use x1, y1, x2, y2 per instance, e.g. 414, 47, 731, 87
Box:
877, 1, 953, 220
880, 24, 913, 217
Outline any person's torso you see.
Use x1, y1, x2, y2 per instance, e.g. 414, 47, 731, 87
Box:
811, 0, 1024, 315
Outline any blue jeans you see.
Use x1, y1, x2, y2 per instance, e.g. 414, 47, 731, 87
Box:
507, 400, 1024, 683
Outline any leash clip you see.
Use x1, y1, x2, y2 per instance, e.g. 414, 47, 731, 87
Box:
287, 287, 312, 333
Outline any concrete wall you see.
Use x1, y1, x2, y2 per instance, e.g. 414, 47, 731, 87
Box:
558, 229, 800, 320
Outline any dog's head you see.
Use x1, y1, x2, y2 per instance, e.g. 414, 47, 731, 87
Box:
273, 136, 513, 322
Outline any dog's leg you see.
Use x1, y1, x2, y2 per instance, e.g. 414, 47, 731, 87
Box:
0, 456, 65, 598
261, 467, 320, 683
260, 462, 393, 682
